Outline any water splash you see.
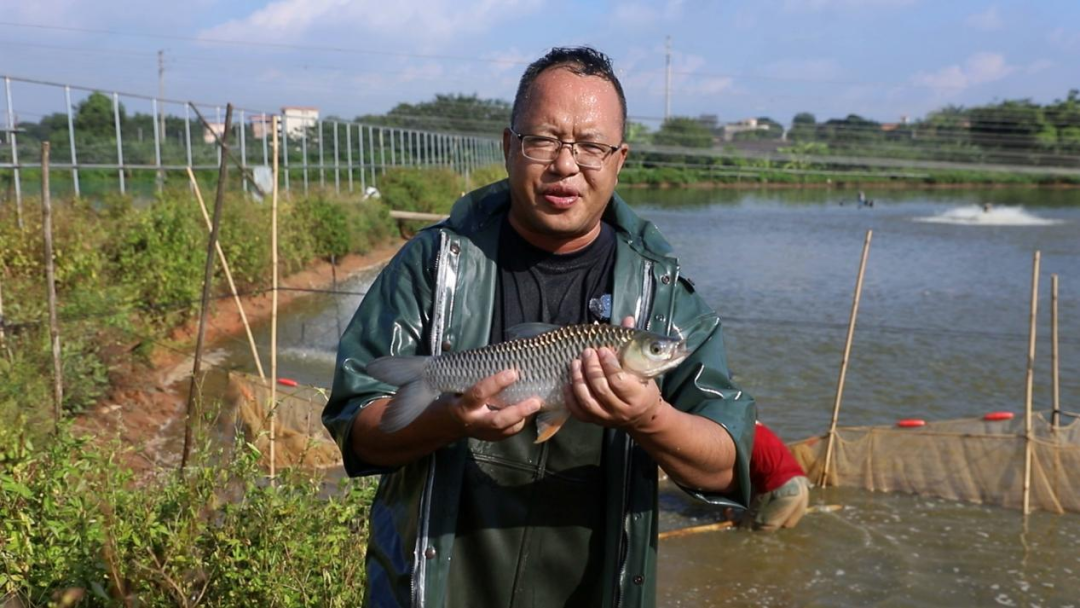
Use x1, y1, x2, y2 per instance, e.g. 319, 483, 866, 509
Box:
915, 205, 1063, 226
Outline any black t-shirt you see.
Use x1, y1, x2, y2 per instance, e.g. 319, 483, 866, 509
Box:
446, 217, 617, 608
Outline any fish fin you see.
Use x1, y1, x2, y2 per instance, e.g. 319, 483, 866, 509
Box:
506, 322, 560, 341
365, 355, 429, 386
534, 409, 571, 444
379, 380, 441, 434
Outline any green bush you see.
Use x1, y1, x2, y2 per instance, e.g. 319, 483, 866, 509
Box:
0, 423, 377, 606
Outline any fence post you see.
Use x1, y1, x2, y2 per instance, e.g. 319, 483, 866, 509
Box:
180, 103, 232, 473
64, 86, 80, 197
318, 119, 325, 190
379, 128, 386, 176
345, 122, 353, 193
41, 142, 64, 431
333, 121, 340, 193
153, 98, 164, 193
270, 115, 280, 482
5, 77, 24, 228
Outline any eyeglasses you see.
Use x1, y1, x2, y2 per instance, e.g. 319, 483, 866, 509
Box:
508, 127, 621, 170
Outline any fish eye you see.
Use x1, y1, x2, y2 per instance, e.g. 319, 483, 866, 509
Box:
649, 342, 663, 355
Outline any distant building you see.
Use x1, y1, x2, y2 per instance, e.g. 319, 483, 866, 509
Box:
203, 121, 226, 144
721, 118, 768, 142
250, 114, 273, 140
282, 106, 319, 138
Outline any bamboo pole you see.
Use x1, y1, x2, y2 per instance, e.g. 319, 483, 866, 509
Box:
186, 167, 266, 380
1050, 274, 1060, 431
658, 521, 734, 540
270, 115, 280, 482
1022, 250, 1040, 515
181, 104, 233, 472
819, 229, 873, 488
41, 142, 63, 432
0, 267, 8, 358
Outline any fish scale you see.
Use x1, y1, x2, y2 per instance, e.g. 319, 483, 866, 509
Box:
365, 323, 689, 443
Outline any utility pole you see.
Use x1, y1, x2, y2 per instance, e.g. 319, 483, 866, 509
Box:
664, 35, 672, 121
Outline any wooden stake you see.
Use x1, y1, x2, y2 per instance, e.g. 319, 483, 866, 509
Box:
1050, 274, 1060, 431
819, 229, 873, 488
0, 266, 8, 357
1022, 250, 1040, 515
270, 115, 280, 482
181, 104, 232, 473
186, 167, 265, 380
41, 142, 63, 432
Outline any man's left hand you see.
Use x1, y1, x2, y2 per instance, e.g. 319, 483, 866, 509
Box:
564, 316, 669, 433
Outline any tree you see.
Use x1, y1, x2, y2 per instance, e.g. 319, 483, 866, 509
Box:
790, 112, 817, 141
625, 121, 652, 144
361, 93, 511, 135
816, 114, 882, 144
75, 92, 124, 138
653, 116, 714, 148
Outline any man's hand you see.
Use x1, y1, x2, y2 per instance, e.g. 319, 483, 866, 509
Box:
353, 369, 539, 467
445, 369, 543, 441
564, 316, 668, 433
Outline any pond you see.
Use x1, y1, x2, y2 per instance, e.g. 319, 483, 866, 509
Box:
220, 186, 1080, 606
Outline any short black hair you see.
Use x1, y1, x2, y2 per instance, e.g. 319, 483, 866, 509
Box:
511, 46, 627, 138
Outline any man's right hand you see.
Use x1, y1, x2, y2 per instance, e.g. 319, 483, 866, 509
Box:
445, 369, 544, 442
352, 369, 541, 467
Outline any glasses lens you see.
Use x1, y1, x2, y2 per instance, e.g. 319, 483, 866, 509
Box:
519, 134, 611, 168
521, 136, 560, 161
574, 143, 610, 168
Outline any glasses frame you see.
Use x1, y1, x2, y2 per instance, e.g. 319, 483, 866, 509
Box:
508, 127, 622, 170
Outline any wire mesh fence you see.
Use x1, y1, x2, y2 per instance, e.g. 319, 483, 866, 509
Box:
0, 74, 503, 205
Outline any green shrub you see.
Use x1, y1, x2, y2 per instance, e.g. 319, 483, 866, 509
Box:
0, 423, 377, 606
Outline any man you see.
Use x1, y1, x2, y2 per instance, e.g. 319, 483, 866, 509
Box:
324, 47, 755, 608
739, 422, 811, 532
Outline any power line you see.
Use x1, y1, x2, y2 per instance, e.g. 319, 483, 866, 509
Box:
0, 20, 531, 67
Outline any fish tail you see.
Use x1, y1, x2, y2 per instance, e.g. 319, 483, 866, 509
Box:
366, 356, 439, 433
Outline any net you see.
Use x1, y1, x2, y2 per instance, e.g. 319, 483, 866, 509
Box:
223, 372, 343, 470
790, 412, 1080, 513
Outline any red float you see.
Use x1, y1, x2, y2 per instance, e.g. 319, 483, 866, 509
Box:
277, 378, 299, 387
896, 419, 926, 428
983, 411, 1015, 422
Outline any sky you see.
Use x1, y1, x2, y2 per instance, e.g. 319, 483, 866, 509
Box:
1, 0, 1078, 130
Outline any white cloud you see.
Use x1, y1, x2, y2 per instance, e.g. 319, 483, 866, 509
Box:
613, 0, 685, 26
965, 6, 1002, 31
781, 0, 917, 12
1026, 59, 1054, 75
1048, 27, 1080, 51
199, 0, 541, 47
911, 52, 1014, 95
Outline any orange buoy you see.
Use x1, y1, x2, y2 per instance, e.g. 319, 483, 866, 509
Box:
896, 419, 926, 428
277, 378, 299, 387
983, 411, 1015, 422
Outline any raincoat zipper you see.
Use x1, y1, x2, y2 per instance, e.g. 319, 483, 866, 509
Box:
411, 230, 458, 608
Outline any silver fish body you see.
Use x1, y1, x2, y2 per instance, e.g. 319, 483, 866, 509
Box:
365, 323, 689, 442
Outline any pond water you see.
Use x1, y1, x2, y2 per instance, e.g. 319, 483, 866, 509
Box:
219, 186, 1080, 606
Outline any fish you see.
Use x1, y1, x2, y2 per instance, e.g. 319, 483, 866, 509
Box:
365, 322, 690, 443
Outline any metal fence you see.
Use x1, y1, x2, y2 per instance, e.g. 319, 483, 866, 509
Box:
1, 74, 503, 206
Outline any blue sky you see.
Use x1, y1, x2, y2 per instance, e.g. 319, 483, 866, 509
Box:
1, 0, 1077, 129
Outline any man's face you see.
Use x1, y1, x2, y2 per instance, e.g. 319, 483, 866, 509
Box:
503, 68, 628, 253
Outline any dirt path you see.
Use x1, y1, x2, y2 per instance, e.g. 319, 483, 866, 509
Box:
76, 239, 405, 472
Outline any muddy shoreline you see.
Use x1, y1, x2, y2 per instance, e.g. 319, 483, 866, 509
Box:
76, 239, 405, 472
